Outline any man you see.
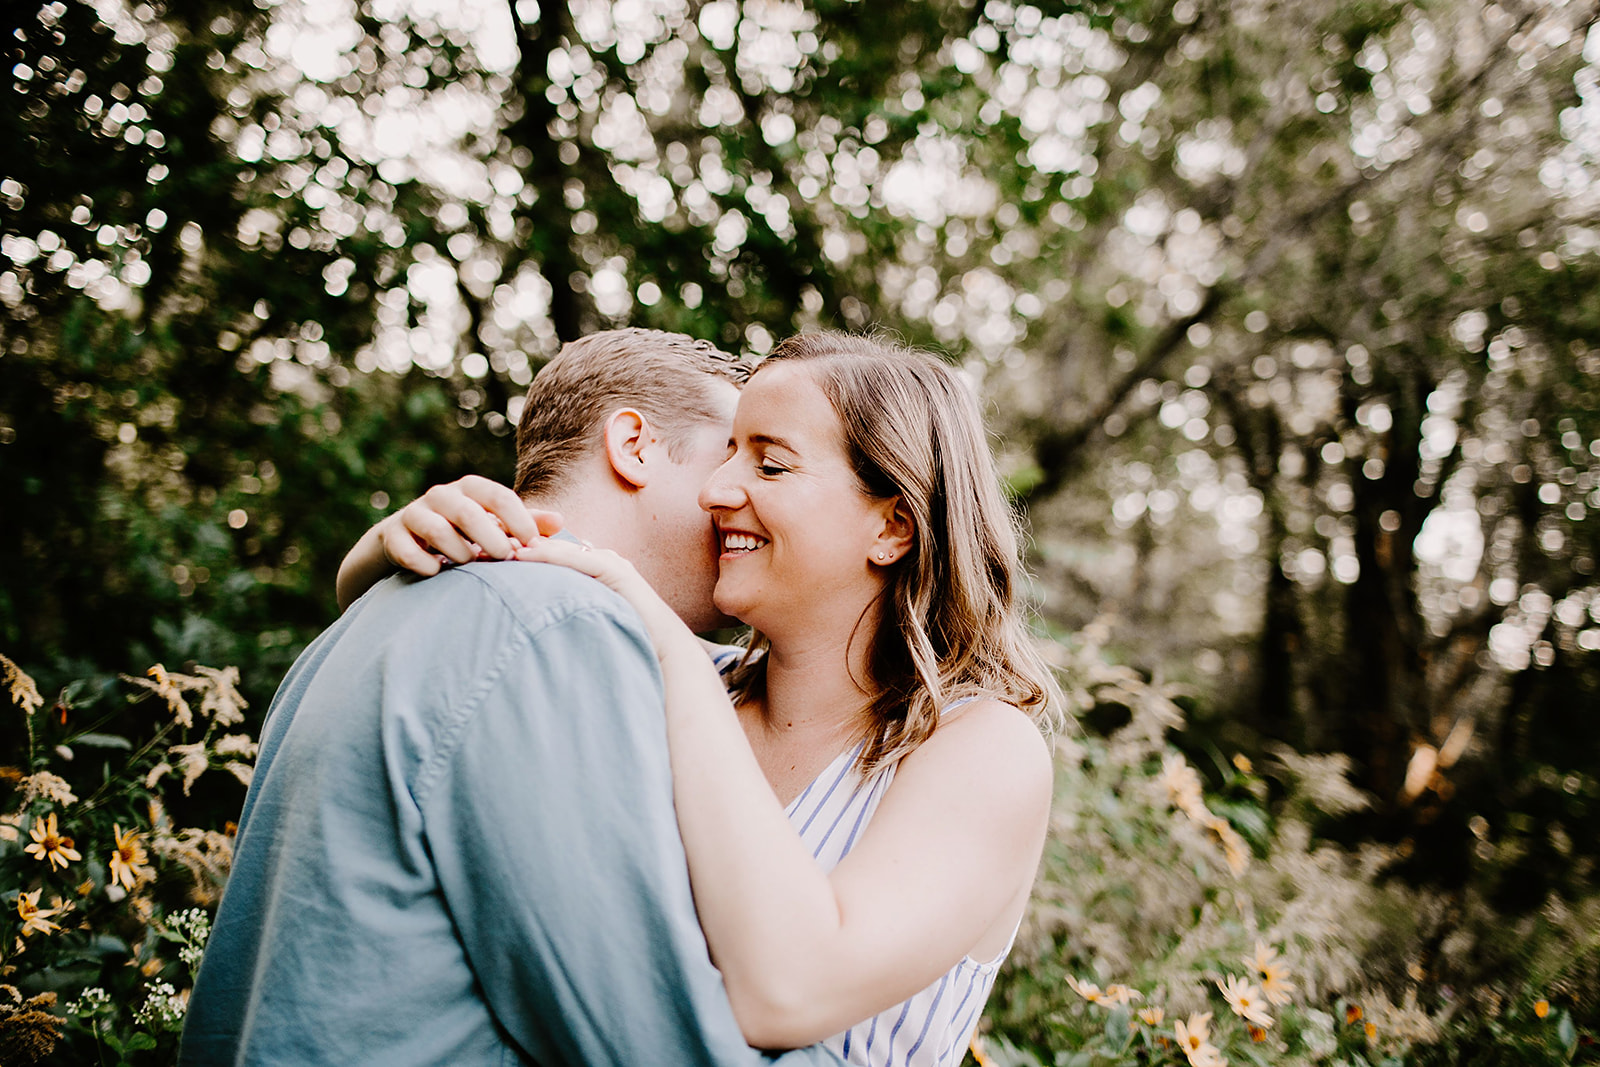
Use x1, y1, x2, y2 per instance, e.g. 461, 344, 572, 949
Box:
181, 330, 843, 1067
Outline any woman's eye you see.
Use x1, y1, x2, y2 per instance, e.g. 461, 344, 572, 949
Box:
757, 463, 787, 476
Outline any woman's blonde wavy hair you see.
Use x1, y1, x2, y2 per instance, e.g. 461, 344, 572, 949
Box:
725, 331, 1064, 771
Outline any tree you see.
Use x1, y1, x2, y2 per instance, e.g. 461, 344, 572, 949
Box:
6, 0, 1597, 907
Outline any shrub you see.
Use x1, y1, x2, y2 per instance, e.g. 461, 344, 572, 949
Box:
0, 654, 256, 1065
980, 631, 1598, 1066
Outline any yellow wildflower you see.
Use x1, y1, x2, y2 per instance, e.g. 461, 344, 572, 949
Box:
17, 772, 77, 807
108, 825, 153, 892
1159, 754, 1207, 819
1175, 1011, 1211, 1048
195, 666, 249, 726
1242, 940, 1279, 973
123, 664, 195, 727
1260, 962, 1296, 1006
1218, 974, 1273, 1028
1, 654, 44, 716
1247, 1024, 1267, 1043
1205, 815, 1249, 875
1174, 1013, 1226, 1067
16, 890, 61, 937
24, 813, 81, 870
1232, 753, 1253, 774
1243, 941, 1296, 1005
1346, 1004, 1363, 1024
1364, 1021, 1377, 1041
1138, 1007, 1165, 1026
1066, 975, 1107, 1005
167, 741, 211, 795
1104, 984, 1143, 1005
1534, 999, 1550, 1019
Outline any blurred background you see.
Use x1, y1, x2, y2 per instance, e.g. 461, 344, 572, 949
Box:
3, 0, 1599, 1061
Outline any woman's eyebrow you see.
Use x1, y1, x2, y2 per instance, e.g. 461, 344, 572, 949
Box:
747, 432, 798, 452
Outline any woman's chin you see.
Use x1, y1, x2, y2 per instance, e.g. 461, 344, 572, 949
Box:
711, 586, 756, 627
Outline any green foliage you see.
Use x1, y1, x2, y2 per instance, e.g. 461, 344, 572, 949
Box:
0, 654, 255, 1065
985, 635, 1600, 1065
5, 0, 1600, 1061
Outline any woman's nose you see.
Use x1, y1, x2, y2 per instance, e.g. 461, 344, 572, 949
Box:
698, 456, 744, 513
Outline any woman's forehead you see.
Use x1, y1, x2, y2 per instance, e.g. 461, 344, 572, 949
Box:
733, 363, 841, 443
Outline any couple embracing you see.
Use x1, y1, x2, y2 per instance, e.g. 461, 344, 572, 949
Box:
180, 328, 1061, 1067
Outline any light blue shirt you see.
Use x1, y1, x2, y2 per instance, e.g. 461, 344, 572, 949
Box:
181, 559, 843, 1067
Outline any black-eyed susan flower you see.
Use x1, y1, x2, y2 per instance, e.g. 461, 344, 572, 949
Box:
1104, 984, 1143, 1005
108, 825, 152, 892
1174, 1012, 1226, 1067
1066, 975, 1108, 1005
1242, 940, 1297, 1006
1218, 974, 1274, 1029
16, 889, 61, 936
24, 812, 80, 871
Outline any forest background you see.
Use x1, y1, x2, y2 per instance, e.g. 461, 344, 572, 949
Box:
2, 0, 1599, 1063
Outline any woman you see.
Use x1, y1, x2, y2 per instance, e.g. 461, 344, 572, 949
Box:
341, 332, 1060, 1066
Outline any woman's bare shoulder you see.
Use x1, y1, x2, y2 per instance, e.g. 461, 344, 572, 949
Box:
897, 696, 1054, 807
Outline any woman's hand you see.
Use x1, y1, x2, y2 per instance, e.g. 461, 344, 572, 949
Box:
335, 476, 563, 611
384, 476, 563, 574
509, 537, 694, 659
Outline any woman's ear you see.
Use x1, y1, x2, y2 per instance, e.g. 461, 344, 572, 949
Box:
869, 496, 916, 567
602, 408, 653, 489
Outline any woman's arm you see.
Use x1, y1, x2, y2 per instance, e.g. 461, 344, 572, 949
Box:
334, 476, 562, 610
512, 538, 1055, 1048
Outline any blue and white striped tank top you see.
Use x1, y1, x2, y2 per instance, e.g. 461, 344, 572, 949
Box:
711, 647, 1011, 1066
785, 739, 1012, 1067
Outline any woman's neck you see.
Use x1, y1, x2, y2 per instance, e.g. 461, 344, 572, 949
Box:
739, 624, 879, 803
763, 604, 881, 723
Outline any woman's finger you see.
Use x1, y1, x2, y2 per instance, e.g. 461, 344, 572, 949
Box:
511, 538, 633, 585
528, 508, 566, 537
398, 501, 479, 564
454, 475, 558, 546
417, 482, 517, 560
380, 524, 446, 576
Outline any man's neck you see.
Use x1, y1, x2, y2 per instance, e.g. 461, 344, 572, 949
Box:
521, 487, 640, 562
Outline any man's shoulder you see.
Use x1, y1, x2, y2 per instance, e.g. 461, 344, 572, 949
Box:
442, 560, 644, 636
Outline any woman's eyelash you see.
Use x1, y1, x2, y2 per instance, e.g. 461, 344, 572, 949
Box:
757, 463, 787, 476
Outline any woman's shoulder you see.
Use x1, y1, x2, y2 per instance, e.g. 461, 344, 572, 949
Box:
901, 696, 1054, 802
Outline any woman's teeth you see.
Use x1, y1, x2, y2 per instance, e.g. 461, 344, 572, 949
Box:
723, 533, 768, 553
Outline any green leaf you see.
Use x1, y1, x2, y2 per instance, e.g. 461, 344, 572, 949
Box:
1557, 1011, 1577, 1061
125, 1031, 158, 1051
1102, 1007, 1133, 1050
71, 731, 134, 750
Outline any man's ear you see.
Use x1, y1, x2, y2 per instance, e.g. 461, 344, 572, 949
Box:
869, 496, 916, 567
602, 408, 654, 489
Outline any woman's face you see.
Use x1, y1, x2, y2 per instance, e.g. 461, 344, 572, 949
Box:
698, 363, 897, 635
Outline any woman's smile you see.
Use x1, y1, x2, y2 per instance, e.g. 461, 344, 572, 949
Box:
719, 530, 769, 557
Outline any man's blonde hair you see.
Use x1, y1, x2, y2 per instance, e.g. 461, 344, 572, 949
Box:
513, 329, 747, 498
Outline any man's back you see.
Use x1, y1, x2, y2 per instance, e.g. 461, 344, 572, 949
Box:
182, 561, 772, 1066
